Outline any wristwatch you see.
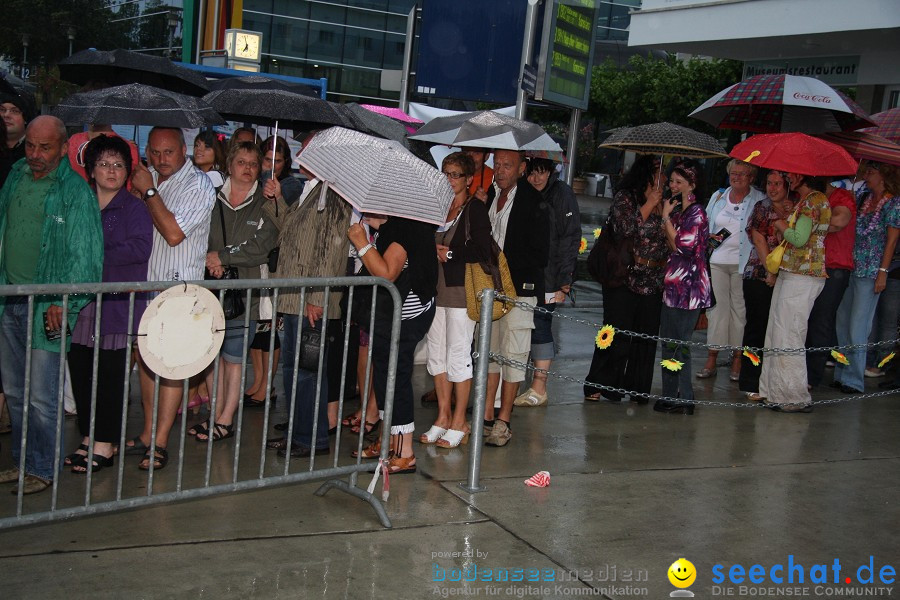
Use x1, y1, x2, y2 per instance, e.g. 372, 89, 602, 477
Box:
878, 267, 889, 274
143, 188, 159, 202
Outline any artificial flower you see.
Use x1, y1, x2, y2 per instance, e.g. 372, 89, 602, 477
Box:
878, 352, 895, 369
595, 325, 615, 349
660, 358, 684, 372
830, 349, 850, 366
742, 347, 760, 367
579, 237, 588, 254
593, 227, 602, 239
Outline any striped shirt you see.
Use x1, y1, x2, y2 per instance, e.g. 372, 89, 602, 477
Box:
148, 160, 215, 282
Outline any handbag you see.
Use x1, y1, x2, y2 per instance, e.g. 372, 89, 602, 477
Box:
462, 205, 516, 321
764, 205, 800, 275
587, 213, 633, 288
205, 203, 246, 320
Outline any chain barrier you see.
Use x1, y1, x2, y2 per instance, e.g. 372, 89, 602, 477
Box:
484, 353, 899, 408
492, 291, 900, 356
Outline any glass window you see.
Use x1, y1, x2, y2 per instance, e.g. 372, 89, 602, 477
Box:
309, 3, 346, 25
347, 8, 386, 31
343, 31, 385, 68
272, 0, 308, 19
307, 22, 344, 62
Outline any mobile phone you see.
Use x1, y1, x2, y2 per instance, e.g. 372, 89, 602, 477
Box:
708, 227, 732, 251
43, 311, 70, 342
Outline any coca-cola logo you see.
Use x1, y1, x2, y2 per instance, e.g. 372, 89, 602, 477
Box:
793, 92, 832, 104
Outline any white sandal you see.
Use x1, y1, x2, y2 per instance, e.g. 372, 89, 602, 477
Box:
419, 425, 448, 444
436, 428, 470, 448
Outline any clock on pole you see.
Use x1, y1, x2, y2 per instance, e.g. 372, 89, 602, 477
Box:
224, 28, 263, 72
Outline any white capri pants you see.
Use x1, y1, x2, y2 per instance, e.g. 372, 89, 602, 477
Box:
425, 306, 476, 383
708, 262, 746, 350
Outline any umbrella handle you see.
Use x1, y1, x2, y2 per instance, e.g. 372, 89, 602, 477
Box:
272, 121, 279, 216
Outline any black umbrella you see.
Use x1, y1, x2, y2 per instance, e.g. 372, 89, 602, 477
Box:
332, 103, 411, 147
203, 88, 350, 132
58, 49, 210, 97
53, 83, 225, 129
206, 75, 319, 97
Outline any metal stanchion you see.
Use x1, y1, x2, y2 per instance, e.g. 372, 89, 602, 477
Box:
459, 288, 495, 494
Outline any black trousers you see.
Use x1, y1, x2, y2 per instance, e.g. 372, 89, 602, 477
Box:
68, 343, 128, 444
584, 286, 662, 400
739, 278, 773, 393
372, 305, 435, 430
806, 268, 851, 387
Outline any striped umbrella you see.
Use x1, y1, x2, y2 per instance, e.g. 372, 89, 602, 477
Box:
817, 131, 900, 166
860, 107, 900, 143
690, 74, 875, 134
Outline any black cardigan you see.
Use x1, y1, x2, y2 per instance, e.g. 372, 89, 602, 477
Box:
486, 178, 550, 298
442, 198, 494, 287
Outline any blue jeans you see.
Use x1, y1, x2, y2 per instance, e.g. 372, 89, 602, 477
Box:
834, 275, 881, 392
866, 277, 900, 367
659, 305, 701, 402
280, 314, 329, 450
0, 301, 63, 480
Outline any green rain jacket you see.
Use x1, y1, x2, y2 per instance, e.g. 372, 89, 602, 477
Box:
0, 158, 104, 352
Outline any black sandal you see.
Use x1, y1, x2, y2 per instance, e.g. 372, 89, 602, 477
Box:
188, 421, 210, 437
139, 447, 168, 471
64, 443, 89, 466
71, 453, 114, 474
196, 422, 234, 442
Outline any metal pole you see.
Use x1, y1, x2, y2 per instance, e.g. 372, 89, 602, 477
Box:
195, 0, 206, 63
515, 0, 541, 121
459, 288, 494, 494
398, 5, 416, 113
211, 0, 221, 54
565, 108, 581, 185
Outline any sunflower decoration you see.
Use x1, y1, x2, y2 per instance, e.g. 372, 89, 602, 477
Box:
595, 325, 615, 349
878, 351, 895, 369
593, 227, 602, 239
579, 237, 588, 254
660, 358, 684, 372
830, 349, 850, 366
742, 347, 760, 367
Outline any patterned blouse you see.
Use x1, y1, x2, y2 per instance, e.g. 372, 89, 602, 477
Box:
663, 202, 711, 310
609, 188, 669, 295
853, 194, 900, 279
743, 198, 794, 281
781, 191, 831, 278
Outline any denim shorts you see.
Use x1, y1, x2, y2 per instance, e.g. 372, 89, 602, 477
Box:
221, 318, 256, 363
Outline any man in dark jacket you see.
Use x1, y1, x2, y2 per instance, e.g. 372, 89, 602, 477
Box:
483, 149, 549, 447
515, 159, 581, 407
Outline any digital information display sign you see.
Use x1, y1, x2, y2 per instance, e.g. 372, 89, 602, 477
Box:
535, 0, 600, 110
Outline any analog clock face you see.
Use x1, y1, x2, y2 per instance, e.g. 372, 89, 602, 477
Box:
235, 33, 260, 60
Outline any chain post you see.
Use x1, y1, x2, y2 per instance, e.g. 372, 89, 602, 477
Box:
460, 288, 495, 494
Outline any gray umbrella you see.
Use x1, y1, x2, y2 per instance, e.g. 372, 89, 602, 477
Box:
599, 122, 728, 158
53, 83, 224, 128
410, 110, 561, 151
299, 127, 453, 226
206, 75, 319, 97
58, 48, 210, 97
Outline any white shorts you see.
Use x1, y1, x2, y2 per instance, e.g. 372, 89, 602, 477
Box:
425, 306, 476, 382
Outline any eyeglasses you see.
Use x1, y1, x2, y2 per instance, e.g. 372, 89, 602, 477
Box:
442, 171, 466, 180
730, 171, 752, 178
97, 161, 126, 171
0, 107, 22, 116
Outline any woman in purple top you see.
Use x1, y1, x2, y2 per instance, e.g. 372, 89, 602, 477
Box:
65, 135, 153, 473
656, 160, 711, 415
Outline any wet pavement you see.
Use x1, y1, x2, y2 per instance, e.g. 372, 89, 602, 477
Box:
0, 237, 898, 598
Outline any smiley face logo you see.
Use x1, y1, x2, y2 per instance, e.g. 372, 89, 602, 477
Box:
668, 558, 696, 588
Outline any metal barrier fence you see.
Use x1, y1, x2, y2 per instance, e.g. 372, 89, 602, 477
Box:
0, 276, 400, 529
462, 288, 900, 493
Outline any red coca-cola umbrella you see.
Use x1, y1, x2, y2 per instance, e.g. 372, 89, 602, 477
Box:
730, 133, 858, 176
690, 74, 875, 134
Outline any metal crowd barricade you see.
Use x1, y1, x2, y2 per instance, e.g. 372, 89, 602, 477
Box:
0, 276, 401, 530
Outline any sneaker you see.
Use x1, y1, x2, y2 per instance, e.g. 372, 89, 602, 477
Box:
825, 360, 835, 368
12, 475, 51, 495
864, 368, 885, 378
513, 387, 547, 407
485, 420, 512, 447
0, 467, 19, 483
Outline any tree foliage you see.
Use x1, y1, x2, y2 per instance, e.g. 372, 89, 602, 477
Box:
588, 54, 743, 134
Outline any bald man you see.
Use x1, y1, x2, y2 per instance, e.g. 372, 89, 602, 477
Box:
0, 115, 103, 494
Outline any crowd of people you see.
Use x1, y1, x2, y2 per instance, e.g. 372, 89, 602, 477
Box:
590, 154, 899, 415
0, 87, 896, 496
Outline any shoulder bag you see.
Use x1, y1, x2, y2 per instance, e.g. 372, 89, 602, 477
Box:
463, 205, 516, 321
204, 204, 246, 320
587, 212, 633, 288
764, 204, 801, 275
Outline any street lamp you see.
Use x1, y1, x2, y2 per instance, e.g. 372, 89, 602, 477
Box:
167, 9, 180, 59
67, 26, 76, 57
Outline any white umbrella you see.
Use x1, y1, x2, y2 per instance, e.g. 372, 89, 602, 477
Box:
298, 127, 453, 226
409, 110, 562, 152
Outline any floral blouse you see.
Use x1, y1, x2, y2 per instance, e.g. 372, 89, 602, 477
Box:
781, 191, 830, 278
609, 189, 669, 295
743, 198, 793, 281
853, 194, 900, 279
664, 202, 711, 310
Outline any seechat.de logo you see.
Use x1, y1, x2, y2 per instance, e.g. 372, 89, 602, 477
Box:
668, 558, 696, 598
